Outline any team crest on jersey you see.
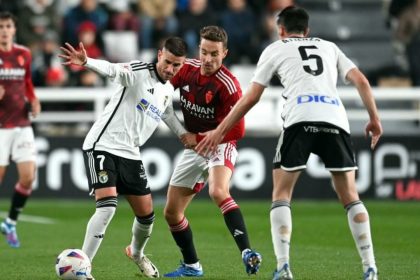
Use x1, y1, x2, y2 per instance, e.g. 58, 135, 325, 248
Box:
17, 55, 25, 66
98, 171, 108, 183
136, 98, 150, 111
205, 90, 214, 104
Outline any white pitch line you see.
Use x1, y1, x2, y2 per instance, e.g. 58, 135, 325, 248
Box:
0, 211, 56, 224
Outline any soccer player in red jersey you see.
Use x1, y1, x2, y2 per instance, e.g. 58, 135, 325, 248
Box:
163, 26, 261, 277
0, 11, 41, 248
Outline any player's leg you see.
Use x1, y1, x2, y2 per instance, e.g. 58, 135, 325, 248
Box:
332, 171, 378, 280
318, 125, 378, 280
125, 194, 159, 278
164, 149, 205, 277
82, 187, 117, 260
120, 158, 159, 278
271, 168, 300, 280
1, 127, 36, 248
271, 124, 312, 280
207, 164, 261, 274
164, 185, 203, 277
81, 151, 118, 262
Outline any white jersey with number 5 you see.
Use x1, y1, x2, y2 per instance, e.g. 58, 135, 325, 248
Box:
252, 37, 356, 133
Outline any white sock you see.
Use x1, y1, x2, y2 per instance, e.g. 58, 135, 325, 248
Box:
82, 206, 116, 261
346, 201, 376, 272
185, 262, 201, 269
270, 201, 292, 271
130, 217, 153, 258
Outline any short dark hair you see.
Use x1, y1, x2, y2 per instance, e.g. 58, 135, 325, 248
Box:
200, 26, 228, 49
163, 36, 188, 57
0, 11, 17, 25
276, 6, 309, 34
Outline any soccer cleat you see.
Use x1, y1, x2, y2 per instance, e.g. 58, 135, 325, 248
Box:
0, 220, 20, 248
164, 262, 204, 277
363, 267, 378, 280
273, 263, 293, 280
125, 245, 159, 278
242, 249, 262, 275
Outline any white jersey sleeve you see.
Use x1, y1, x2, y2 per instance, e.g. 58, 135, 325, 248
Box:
336, 46, 357, 84
161, 99, 187, 137
84, 58, 148, 87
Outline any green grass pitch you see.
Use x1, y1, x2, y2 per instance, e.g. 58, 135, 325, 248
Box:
0, 199, 419, 279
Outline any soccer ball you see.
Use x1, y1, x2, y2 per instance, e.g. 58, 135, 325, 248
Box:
55, 249, 92, 279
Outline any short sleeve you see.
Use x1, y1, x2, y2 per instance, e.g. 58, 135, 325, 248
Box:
336, 45, 357, 84
251, 46, 276, 87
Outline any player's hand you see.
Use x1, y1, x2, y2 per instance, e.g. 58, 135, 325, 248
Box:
30, 98, 41, 118
0, 85, 4, 100
365, 118, 382, 150
59, 42, 88, 66
195, 129, 223, 157
181, 132, 197, 149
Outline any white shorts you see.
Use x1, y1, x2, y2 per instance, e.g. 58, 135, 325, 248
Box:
0, 127, 36, 166
169, 142, 238, 192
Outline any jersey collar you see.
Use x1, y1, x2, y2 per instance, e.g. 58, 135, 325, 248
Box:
151, 63, 166, 84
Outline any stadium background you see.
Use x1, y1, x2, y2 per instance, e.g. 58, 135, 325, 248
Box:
0, 1, 419, 279
1, 0, 419, 201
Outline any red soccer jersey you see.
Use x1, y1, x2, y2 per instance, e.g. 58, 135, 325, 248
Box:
171, 59, 245, 143
0, 44, 35, 128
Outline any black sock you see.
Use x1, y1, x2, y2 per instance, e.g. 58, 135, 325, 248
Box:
9, 190, 30, 221
171, 225, 199, 264
223, 208, 251, 252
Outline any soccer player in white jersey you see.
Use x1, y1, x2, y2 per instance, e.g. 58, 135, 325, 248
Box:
59, 37, 189, 279
197, 6, 382, 280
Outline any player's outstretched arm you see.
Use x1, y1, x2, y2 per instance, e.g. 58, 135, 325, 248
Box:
346, 68, 383, 149
59, 42, 87, 66
196, 82, 265, 156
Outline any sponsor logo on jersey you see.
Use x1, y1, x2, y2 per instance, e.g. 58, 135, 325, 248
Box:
180, 95, 215, 119
303, 126, 339, 134
0, 68, 26, 80
136, 98, 163, 122
137, 98, 150, 111
182, 85, 190, 92
297, 94, 340, 106
98, 171, 108, 183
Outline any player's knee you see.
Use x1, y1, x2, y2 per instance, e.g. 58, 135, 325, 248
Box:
208, 187, 228, 203
18, 178, 34, 190
163, 206, 181, 223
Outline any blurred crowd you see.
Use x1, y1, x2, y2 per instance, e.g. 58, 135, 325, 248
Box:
0, 0, 419, 88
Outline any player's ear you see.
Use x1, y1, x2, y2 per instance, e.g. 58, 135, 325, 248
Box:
223, 48, 228, 59
278, 25, 285, 38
